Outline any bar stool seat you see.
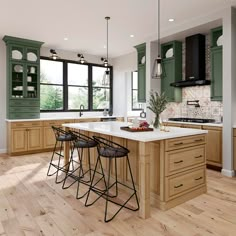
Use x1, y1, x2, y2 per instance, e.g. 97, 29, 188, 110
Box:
47, 126, 76, 184
85, 136, 139, 222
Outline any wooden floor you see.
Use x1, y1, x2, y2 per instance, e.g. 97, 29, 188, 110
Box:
0, 152, 236, 236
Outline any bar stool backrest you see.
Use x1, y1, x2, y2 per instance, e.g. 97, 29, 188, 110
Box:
51, 126, 74, 141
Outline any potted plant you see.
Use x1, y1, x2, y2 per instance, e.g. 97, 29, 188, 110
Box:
147, 91, 168, 128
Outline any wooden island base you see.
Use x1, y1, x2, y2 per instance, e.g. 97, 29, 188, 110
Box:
63, 122, 207, 219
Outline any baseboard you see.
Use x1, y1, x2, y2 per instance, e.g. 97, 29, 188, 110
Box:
0, 149, 7, 154
221, 169, 235, 177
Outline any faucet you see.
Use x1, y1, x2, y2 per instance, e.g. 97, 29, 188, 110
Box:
79, 104, 85, 117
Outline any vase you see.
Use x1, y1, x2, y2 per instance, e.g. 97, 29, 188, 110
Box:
153, 114, 160, 129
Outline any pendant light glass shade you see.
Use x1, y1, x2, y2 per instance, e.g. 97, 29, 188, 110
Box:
77, 53, 86, 64
102, 16, 111, 86
152, 0, 163, 79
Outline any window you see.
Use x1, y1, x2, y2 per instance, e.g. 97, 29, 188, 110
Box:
131, 71, 141, 110
92, 66, 111, 110
40, 60, 63, 110
67, 63, 89, 110
40, 58, 112, 112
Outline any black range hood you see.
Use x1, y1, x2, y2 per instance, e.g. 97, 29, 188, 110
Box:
170, 34, 211, 87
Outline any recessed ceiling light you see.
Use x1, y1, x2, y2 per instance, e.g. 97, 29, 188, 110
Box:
168, 18, 175, 22
64, 37, 69, 41
130, 34, 134, 38
104, 45, 107, 49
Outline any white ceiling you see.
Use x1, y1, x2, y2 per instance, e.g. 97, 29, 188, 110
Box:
0, 0, 236, 58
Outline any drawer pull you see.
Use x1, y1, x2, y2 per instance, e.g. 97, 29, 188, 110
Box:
195, 177, 203, 181
195, 139, 203, 142
195, 155, 202, 159
174, 184, 183, 188
174, 142, 183, 146
174, 160, 183, 164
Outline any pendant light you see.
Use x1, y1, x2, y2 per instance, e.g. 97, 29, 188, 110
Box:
50, 49, 60, 60
152, 0, 163, 79
101, 16, 110, 86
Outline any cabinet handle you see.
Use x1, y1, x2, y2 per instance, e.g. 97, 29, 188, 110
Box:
194, 155, 202, 159
174, 184, 183, 188
195, 176, 203, 181
174, 142, 183, 146
195, 139, 203, 142
174, 160, 183, 164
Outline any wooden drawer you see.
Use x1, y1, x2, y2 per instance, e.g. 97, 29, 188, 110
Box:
43, 119, 74, 127
75, 118, 100, 123
165, 167, 205, 200
165, 134, 206, 151
11, 121, 42, 128
165, 145, 205, 176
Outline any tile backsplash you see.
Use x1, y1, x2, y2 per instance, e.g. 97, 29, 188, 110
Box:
161, 86, 223, 121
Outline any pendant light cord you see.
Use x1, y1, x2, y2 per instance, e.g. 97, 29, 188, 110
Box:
105, 16, 110, 67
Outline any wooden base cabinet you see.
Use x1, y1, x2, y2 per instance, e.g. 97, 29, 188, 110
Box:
8, 121, 43, 154
202, 126, 222, 167
233, 129, 236, 170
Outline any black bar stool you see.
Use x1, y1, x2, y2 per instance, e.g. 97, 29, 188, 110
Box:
85, 136, 139, 222
62, 131, 103, 199
47, 126, 76, 184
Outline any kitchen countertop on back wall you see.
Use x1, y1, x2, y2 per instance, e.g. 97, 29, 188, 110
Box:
165, 120, 223, 127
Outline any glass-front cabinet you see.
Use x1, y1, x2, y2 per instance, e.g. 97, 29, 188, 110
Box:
3, 36, 43, 119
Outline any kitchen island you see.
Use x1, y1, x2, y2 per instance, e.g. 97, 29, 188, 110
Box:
62, 121, 207, 219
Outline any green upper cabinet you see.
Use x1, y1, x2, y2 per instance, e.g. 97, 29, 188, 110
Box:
161, 41, 182, 102
134, 43, 146, 103
3, 36, 44, 119
210, 26, 223, 101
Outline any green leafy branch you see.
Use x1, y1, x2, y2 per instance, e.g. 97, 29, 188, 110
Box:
147, 91, 168, 115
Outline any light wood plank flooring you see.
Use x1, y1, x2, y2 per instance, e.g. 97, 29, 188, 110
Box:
0, 152, 236, 236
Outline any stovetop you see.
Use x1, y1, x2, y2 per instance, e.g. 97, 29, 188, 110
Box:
168, 117, 215, 123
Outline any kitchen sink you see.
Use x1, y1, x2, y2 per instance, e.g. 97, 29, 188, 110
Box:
168, 117, 215, 123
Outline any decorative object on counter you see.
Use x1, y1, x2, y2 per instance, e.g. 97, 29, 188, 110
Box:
140, 109, 146, 118
152, 0, 163, 79
187, 100, 200, 107
77, 53, 87, 64
101, 16, 111, 86
49, 49, 60, 60
103, 108, 108, 116
147, 91, 168, 128
120, 126, 153, 132
139, 121, 149, 128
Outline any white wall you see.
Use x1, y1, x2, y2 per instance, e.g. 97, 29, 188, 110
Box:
0, 40, 6, 153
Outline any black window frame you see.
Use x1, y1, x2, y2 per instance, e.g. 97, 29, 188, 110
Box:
40, 56, 113, 112
131, 71, 141, 111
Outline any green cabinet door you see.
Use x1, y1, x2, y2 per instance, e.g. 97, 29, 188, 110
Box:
138, 64, 146, 102
161, 41, 182, 102
211, 47, 222, 101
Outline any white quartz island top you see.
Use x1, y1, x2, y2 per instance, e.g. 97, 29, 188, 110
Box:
62, 121, 208, 142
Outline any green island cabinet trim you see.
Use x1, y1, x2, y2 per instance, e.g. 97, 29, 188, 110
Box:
134, 43, 146, 103
161, 40, 182, 102
210, 26, 223, 101
3, 36, 44, 119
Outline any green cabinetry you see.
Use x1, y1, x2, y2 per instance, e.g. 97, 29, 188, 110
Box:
161, 41, 182, 102
3, 36, 44, 119
134, 43, 146, 102
210, 27, 223, 101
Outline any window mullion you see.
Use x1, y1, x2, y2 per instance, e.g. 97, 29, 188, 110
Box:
64, 61, 68, 111
88, 65, 92, 111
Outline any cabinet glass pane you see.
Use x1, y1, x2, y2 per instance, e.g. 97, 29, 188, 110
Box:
11, 63, 24, 98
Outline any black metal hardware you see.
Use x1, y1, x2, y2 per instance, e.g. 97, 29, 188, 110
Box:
194, 155, 203, 159
195, 177, 203, 181
174, 184, 183, 188
174, 142, 183, 145
174, 160, 183, 164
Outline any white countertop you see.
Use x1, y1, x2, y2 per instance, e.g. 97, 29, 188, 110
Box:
166, 120, 223, 127
62, 121, 207, 142
5, 115, 122, 122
